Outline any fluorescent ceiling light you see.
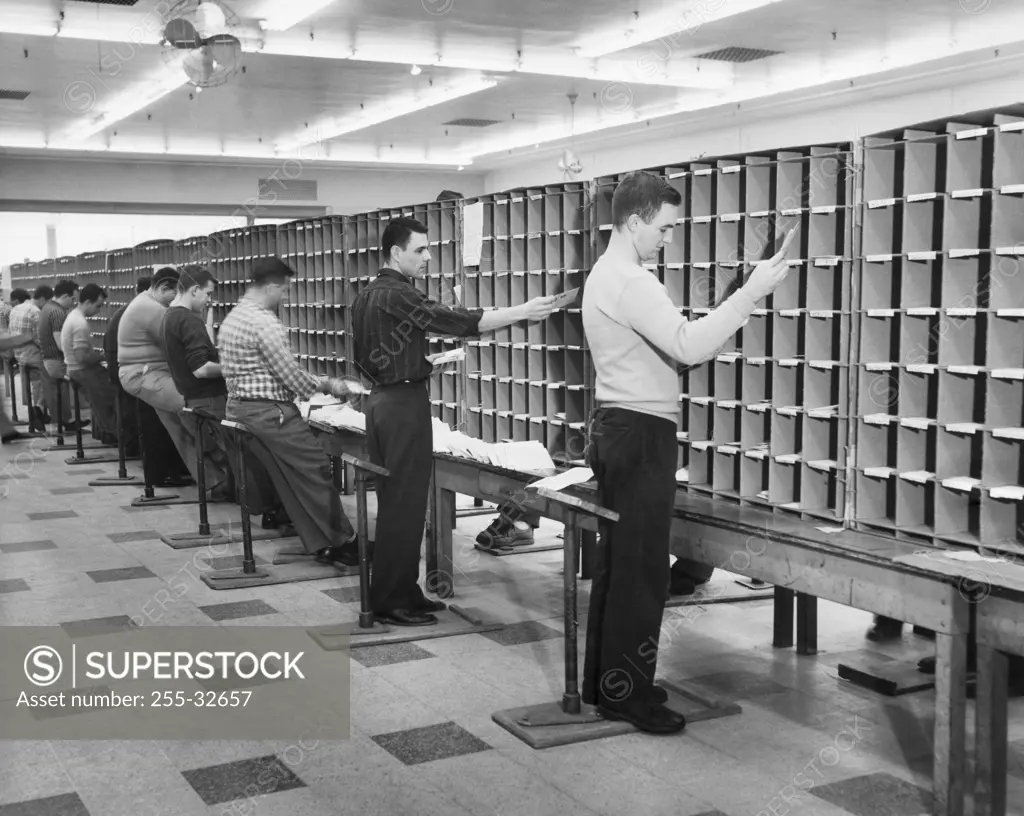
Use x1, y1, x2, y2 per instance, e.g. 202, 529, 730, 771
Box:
275, 76, 499, 151
259, 0, 339, 31
576, 0, 791, 58
55, 59, 190, 145
0, 20, 58, 36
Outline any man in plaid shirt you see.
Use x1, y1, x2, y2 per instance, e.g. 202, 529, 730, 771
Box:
220, 257, 359, 567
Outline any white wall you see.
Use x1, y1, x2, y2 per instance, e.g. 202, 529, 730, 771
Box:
483, 60, 1024, 192
0, 157, 484, 215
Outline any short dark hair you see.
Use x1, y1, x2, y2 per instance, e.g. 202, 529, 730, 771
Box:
177, 265, 217, 293
136, 277, 152, 294
382, 216, 428, 259
250, 257, 294, 286
33, 285, 53, 300
612, 171, 682, 228
54, 280, 79, 299
10, 288, 30, 304
152, 267, 179, 290
79, 284, 107, 304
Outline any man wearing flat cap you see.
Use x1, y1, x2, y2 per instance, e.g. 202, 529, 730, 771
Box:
218, 257, 360, 567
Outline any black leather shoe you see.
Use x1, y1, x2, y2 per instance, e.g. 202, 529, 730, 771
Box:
598, 701, 686, 735
315, 545, 359, 568
376, 609, 438, 627
866, 615, 903, 642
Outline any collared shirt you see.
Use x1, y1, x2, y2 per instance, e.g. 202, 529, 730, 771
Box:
9, 302, 41, 364
352, 268, 483, 386
38, 300, 67, 361
218, 293, 321, 402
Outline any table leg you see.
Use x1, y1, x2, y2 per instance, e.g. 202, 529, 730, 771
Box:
773, 587, 794, 648
796, 593, 818, 655
933, 631, 968, 816
974, 644, 1008, 816
429, 475, 455, 600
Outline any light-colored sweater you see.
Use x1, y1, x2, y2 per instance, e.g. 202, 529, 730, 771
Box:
117, 293, 168, 365
582, 254, 758, 423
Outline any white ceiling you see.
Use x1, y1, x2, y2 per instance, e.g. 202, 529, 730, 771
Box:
1, 0, 1023, 171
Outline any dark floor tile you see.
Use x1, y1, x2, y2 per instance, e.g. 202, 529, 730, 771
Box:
350, 642, 436, 668
457, 569, 511, 585
119, 505, 172, 512
85, 566, 158, 584
0, 540, 58, 554
811, 771, 931, 816
0, 578, 31, 594
687, 669, 790, 700
196, 555, 269, 572
321, 586, 361, 604
0, 792, 90, 816
48, 487, 95, 496
198, 599, 278, 622
106, 530, 160, 543
371, 721, 491, 765
60, 615, 138, 638
26, 511, 79, 520
480, 620, 562, 646
181, 755, 305, 806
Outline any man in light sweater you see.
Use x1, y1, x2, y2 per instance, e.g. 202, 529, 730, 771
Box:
62, 283, 118, 439
118, 267, 230, 499
580, 171, 794, 735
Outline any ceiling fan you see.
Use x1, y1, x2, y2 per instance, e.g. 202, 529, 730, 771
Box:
161, 0, 243, 89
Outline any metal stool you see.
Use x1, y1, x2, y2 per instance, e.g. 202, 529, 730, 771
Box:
65, 376, 119, 465
341, 451, 390, 634
201, 419, 269, 585
89, 385, 144, 486
6, 360, 30, 427
131, 399, 199, 506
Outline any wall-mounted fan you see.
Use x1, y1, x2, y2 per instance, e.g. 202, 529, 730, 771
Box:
161, 0, 242, 88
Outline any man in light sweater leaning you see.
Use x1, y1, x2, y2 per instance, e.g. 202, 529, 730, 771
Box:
580, 170, 794, 735
118, 267, 231, 499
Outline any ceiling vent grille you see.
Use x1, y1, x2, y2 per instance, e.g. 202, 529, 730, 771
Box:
258, 179, 318, 202
443, 118, 501, 128
0, 90, 30, 101
696, 47, 782, 63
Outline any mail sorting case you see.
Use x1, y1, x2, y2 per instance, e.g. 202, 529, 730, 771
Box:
856, 107, 1024, 555
463, 183, 592, 462
594, 143, 855, 524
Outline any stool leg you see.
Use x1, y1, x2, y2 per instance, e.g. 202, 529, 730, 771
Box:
8, 364, 18, 423
195, 417, 210, 537
72, 383, 85, 459
562, 513, 581, 715
356, 472, 375, 629
115, 393, 128, 479
137, 400, 156, 499
236, 437, 255, 574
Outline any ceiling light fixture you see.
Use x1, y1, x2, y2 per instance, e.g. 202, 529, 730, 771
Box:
259, 0, 339, 32
411, 64, 422, 75
575, 0, 792, 58
275, 75, 499, 151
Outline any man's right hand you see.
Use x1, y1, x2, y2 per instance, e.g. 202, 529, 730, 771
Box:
521, 296, 558, 322
745, 227, 798, 301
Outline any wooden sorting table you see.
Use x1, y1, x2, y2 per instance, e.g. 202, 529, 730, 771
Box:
312, 418, 986, 816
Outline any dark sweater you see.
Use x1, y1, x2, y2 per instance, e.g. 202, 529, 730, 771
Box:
161, 306, 226, 401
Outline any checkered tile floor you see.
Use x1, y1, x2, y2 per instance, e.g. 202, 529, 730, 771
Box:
2, 419, 1024, 816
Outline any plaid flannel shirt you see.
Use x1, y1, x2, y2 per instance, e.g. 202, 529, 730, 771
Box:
8, 302, 41, 364
218, 294, 321, 402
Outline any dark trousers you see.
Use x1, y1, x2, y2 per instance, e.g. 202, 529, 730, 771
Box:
185, 394, 281, 516
69, 364, 118, 438
137, 398, 190, 483
366, 382, 433, 613
582, 407, 678, 707
226, 398, 355, 554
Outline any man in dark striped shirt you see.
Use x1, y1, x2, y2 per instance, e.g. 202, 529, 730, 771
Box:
352, 216, 557, 627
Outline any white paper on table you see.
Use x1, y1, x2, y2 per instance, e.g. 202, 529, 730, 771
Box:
462, 202, 485, 267
941, 550, 1007, 563
816, 526, 845, 534
530, 467, 594, 491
